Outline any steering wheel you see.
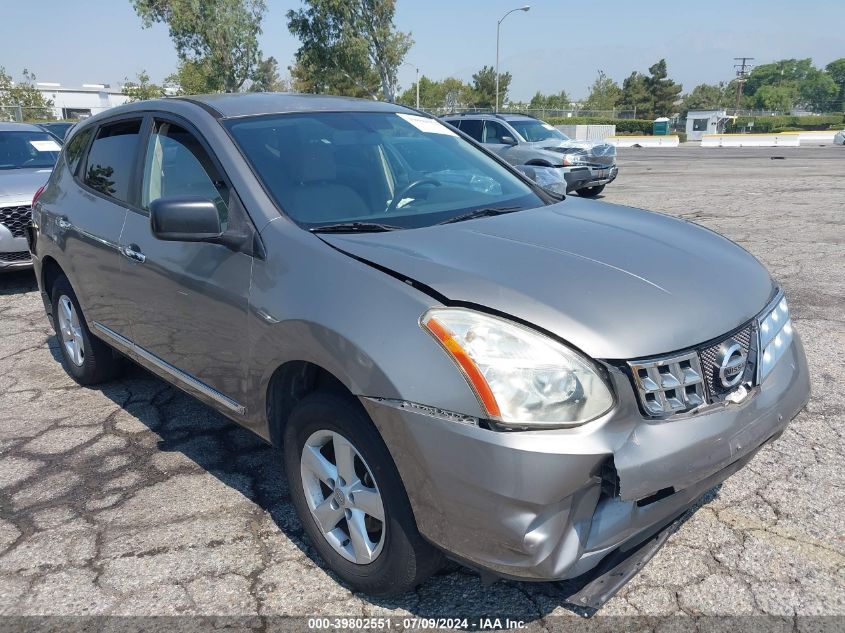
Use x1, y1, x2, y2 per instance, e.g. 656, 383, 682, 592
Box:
386, 178, 441, 213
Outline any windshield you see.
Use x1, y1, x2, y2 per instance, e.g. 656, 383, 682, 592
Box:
0, 131, 62, 169
508, 120, 568, 143
226, 111, 545, 230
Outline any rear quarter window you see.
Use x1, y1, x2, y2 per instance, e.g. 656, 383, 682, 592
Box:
64, 128, 93, 175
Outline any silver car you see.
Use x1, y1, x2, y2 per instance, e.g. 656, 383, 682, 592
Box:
834, 129, 845, 145
442, 113, 618, 197
31, 94, 809, 606
0, 122, 61, 271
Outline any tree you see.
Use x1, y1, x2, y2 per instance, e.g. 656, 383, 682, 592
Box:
0, 67, 54, 120
582, 70, 622, 111
621, 72, 650, 117
396, 76, 474, 111
472, 65, 511, 109
132, 0, 268, 93
249, 57, 289, 92
645, 59, 682, 117
797, 67, 837, 112
528, 90, 571, 110
165, 59, 223, 94
123, 71, 167, 102
826, 58, 845, 112
287, 0, 412, 102
680, 83, 729, 117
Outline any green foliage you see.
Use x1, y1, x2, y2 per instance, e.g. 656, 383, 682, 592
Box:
472, 65, 511, 109
249, 57, 289, 92
528, 90, 571, 110
725, 115, 844, 133
0, 67, 54, 120
680, 83, 730, 116
123, 71, 166, 102
826, 58, 845, 111
582, 70, 622, 111
287, 0, 412, 102
621, 72, 651, 117
644, 59, 682, 118
741, 58, 840, 112
396, 76, 474, 110
544, 117, 654, 134
132, 0, 267, 93
165, 59, 224, 94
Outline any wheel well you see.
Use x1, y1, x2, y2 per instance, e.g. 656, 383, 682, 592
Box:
266, 361, 352, 447
41, 256, 64, 301
525, 159, 553, 167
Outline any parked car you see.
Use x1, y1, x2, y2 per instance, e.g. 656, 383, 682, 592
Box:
1, 122, 61, 271
442, 112, 617, 197
834, 129, 845, 145
31, 94, 810, 605
36, 121, 75, 142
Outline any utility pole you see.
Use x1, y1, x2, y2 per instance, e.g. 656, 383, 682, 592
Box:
733, 57, 754, 114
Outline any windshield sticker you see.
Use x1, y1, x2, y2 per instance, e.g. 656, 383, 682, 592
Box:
30, 140, 62, 152
397, 113, 457, 136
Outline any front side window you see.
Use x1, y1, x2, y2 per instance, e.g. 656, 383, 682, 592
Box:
507, 119, 568, 142
0, 130, 61, 170
84, 119, 142, 202
482, 120, 511, 144
226, 111, 544, 231
141, 120, 229, 229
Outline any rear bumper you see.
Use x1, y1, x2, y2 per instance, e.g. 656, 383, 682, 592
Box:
0, 223, 32, 270
363, 333, 810, 587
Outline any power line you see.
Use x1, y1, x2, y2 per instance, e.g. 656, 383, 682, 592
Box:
733, 57, 754, 112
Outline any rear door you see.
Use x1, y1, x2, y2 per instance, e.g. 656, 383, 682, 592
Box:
51, 117, 145, 338
117, 114, 253, 413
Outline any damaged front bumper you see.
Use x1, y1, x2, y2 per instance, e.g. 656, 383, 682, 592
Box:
362, 333, 810, 602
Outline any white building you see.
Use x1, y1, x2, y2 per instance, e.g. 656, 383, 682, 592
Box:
36, 83, 130, 120
685, 109, 730, 141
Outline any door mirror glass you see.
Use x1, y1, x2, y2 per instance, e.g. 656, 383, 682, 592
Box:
150, 196, 222, 242
500, 135, 517, 146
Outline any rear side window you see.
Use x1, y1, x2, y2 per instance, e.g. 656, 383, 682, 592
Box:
64, 128, 93, 175
458, 119, 483, 142
84, 119, 142, 203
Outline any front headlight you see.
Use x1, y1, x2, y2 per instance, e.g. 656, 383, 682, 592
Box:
421, 308, 614, 429
561, 153, 586, 166
758, 295, 793, 382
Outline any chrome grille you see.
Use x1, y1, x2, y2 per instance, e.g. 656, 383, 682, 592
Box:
0, 251, 31, 263
629, 351, 706, 416
0, 206, 31, 238
700, 325, 754, 399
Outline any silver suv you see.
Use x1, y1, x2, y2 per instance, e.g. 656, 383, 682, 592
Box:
442, 113, 617, 197
0, 122, 61, 271
31, 94, 809, 606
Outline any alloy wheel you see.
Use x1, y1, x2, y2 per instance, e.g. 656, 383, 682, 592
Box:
57, 295, 84, 367
300, 429, 386, 564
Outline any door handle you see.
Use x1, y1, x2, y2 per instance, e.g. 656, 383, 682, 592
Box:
56, 217, 72, 231
120, 244, 146, 264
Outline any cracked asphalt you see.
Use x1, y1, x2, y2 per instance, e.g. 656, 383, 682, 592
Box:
0, 145, 843, 628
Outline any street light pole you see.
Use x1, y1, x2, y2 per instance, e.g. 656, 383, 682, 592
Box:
404, 61, 420, 110
496, 5, 530, 113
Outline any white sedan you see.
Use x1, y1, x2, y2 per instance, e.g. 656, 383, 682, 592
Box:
834, 129, 845, 145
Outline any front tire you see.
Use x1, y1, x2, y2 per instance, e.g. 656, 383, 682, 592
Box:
284, 392, 443, 596
51, 275, 124, 385
576, 184, 606, 197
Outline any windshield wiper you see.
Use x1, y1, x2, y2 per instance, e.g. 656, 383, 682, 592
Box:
438, 206, 523, 225
310, 221, 403, 234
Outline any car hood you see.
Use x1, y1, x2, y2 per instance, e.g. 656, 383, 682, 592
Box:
0, 168, 52, 205
321, 198, 775, 359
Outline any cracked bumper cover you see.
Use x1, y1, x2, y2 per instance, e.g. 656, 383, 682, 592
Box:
362, 333, 810, 586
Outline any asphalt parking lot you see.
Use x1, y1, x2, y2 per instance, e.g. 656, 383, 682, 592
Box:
1, 145, 843, 627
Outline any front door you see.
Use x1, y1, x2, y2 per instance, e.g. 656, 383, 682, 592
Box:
118, 116, 253, 413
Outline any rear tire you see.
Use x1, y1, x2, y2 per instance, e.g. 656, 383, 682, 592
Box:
50, 275, 124, 385
284, 392, 443, 596
576, 184, 606, 197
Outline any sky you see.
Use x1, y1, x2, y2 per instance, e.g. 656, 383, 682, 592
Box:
1, 0, 844, 101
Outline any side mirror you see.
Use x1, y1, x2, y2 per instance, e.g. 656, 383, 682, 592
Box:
500, 135, 517, 146
150, 196, 221, 242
